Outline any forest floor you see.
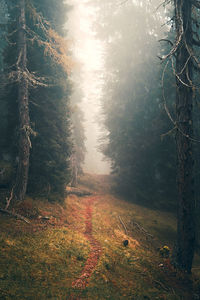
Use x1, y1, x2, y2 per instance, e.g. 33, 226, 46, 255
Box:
0, 174, 200, 299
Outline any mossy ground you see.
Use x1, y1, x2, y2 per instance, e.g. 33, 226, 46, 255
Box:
0, 174, 199, 299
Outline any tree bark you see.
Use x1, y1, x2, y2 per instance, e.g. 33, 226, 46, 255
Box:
174, 0, 195, 273
14, 0, 30, 201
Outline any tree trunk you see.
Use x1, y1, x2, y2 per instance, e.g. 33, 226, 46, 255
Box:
174, 0, 195, 273
14, 0, 30, 201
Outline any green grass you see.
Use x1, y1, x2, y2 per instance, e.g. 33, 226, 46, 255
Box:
0, 222, 90, 299
0, 174, 199, 299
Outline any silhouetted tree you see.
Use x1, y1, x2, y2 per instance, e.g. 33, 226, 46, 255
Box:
1, 0, 72, 203
172, 0, 198, 273
14, 0, 30, 201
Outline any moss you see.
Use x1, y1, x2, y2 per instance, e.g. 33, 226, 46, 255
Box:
0, 174, 199, 299
0, 227, 90, 299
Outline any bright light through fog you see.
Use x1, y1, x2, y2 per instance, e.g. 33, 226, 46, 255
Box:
67, 0, 110, 174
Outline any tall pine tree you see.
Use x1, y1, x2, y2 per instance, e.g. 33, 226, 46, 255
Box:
1, 0, 72, 202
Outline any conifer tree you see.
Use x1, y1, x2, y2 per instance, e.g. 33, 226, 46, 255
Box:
27, 0, 72, 198
96, 0, 177, 208
170, 0, 198, 273
14, 0, 30, 201
2, 0, 72, 202
70, 87, 86, 186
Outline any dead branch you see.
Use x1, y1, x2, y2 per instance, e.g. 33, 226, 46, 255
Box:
7, 28, 18, 37
7, 67, 49, 87
5, 187, 14, 210
156, 0, 171, 12
66, 187, 92, 197
153, 279, 169, 291
161, 56, 200, 143
0, 208, 30, 224
176, 54, 192, 76
160, 1, 184, 62
171, 57, 193, 88
191, 0, 200, 9
161, 60, 176, 126
159, 39, 174, 47
133, 221, 154, 238
118, 215, 128, 235
161, 126, 176, 139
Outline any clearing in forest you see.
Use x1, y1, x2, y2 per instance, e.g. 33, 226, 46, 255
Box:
0, 174, 199, 299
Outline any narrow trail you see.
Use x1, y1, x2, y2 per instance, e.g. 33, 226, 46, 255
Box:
72, 195, 102, 290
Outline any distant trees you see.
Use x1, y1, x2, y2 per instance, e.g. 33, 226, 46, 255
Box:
96, 0, 177, 209
95, 0, 200, 273
70, 87, 86, 186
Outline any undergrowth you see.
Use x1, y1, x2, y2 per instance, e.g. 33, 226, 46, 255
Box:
0, 174, 199, 299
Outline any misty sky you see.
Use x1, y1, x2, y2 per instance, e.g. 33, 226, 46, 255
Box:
67, 0, 110, 174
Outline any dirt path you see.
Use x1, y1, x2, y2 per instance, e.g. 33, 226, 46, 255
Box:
72, 196, 102, 290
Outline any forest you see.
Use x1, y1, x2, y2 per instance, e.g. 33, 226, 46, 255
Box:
0, 0, 200, 299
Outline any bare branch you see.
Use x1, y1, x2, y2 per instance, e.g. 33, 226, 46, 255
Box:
156, 0, 171, 12
5, 188, 14, 210
171, 57, 193, 88
118, 215, 128, 235
191, 0, 200, 9
161, 57, 200, 143
7, 28, 18, 36
0, 208, 30, 224
161, 126, 177, 139
159, 38, 174, 46
161, 60, 176, 126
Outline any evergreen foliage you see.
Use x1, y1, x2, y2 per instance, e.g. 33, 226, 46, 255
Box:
70, 87, 86, 186
27, 0, 72, 197
0, 0, 73, 200
96, 0, 177, 209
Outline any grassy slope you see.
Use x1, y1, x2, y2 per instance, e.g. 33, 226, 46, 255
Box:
0, 174, 199, 299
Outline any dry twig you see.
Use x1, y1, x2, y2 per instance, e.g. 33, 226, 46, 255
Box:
118, 215, 128, 235
133, 221, 154, 238
5, 187, 14, 210
0, 208, 30, 224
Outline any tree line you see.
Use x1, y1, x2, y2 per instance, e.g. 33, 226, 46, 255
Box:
0, 0, 84, 203
95, 0, 200, 273
1, 0, 200, 274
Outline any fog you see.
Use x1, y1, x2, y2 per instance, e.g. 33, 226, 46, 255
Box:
67, 0, 111, 174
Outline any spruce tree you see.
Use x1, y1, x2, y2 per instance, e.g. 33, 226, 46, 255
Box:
2, 0, 72, 202
96, 0, 177, 208
27, 0, 72, 198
